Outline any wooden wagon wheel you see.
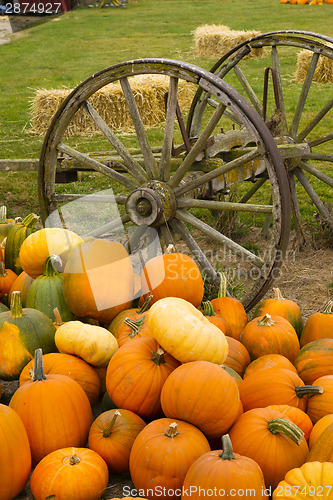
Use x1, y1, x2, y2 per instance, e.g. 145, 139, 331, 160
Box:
188, 30, 333, 235
38, 59, 291, 311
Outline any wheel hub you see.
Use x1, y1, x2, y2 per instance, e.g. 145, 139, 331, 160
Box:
125, 180, 177, 226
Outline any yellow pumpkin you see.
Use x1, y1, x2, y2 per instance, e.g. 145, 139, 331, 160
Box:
55, 321, 118, 367
273, 461, 333, 498
147, 296, 229, 364
19, 228, 83, 278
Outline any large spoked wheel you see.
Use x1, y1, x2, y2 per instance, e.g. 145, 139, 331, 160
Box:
188, 31, 333, 234
38, 59, 291, 311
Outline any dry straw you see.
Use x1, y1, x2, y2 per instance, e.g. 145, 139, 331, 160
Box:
295, 50, 333, 83
31, 74, 195, 136
193, 24, 264, 59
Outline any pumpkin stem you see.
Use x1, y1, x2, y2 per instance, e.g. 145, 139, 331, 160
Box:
295, 385, 324, 398
103, 410, 121, 438
273, 288, 284, 300
0, 261, 7, 277
9, 290, 24, 319
138, 294, 153, 313
165, 244, 176, 254
202, 301, 215, 317
151, 347, 166, 365
219, 434, 236, 460
165, 422, 179, 438
53, 307, 64, 327
217, 272, 227, 298
44, 255, 62, 276
69, 454, 81, 466
322, 300, 333, 315
21, 213, 39, 228
257, 313, 276, 327
267, 417, 304, 445
124, 317, 146, 338
0, 206, 7, 224
32, 348, 47, 382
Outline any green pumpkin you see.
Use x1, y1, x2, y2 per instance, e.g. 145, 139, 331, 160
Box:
0, 205, 16, 245
0, 302, 9, 313
26, 255, 73, 323
0, 291, 57, 380
5, 213, 39, 275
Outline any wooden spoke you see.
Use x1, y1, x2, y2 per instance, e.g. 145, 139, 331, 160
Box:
159, 223, 176, 248
159, 77, 179, 182
297, 96, 333, 143
169, 218, 221, 290
206, 98, 243, 126
120, 77, 157, 179
83, 101, 148, 184
298, 161, 333, 188
239, 177, 267, 203
168, 103, 227, 188
86, 214, 131, 238
52, 193, 127, 203
233, 65, 263, 116
177, 197, 273, 214
57, 143, 138, 191
174, 148, 261, 197
308, 132, 333, 149
304, 153, 333, 163
289, 52, 320, 138
175, 208, 265, 267
271, 45, 288, 133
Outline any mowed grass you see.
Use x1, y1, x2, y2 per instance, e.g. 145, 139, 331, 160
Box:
0, 0, 332, 222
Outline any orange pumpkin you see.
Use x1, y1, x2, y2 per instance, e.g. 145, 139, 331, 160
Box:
240, 313, 300, 362
129, 418, 211, 500
141, 252, 204, 308
160, 360, 241, 439
293, 339, 333, 384
244, 353, 298, 379
108, 294, 153, 336
181, 434, 266, 499
63, 238, 135, 324
223, 336, 251, 377
228, 407, 309, 490
19, 352, 101, 405
88, 408, 146, 474
30, 447, 109, 500
306, 422, 333, 462
239, 367, 323, 412
0, 261, 17, 304
0, 403, 31, 500
308, 414, 333, 449
9, 348, 93, 463
253, 288, 303, 338
113, 315, 154, 347
106, 336, 180, 419
266, 404, 313, 441
210, 272, 247, 340
300, 300, 333, 347
306, 375, 333, 423
8, 270, 34, 307
201, 300, 231, 335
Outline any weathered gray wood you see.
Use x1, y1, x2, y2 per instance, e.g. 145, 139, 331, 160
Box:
297, 96, 333, 143
0, 159, 39, 171
177, 197, 273, 213
299, 160, 333, 188
86, 213, 130, 237
52, 193, 127, 203
158, 77, 178, 182
271, 45, 288, 133
233, 65, 263, 116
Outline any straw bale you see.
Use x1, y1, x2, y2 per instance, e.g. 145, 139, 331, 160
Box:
295, 49, 333, 83
31, 74, 195, 136
193, 24, 264, 59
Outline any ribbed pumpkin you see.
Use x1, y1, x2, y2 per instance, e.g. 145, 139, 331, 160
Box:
228, 407, 309, 490
113, 315, 154, 347
306, 422, 333, 462
300, 300, 333, 347
30, 447, 109, 500
141, 251, 204, 308
266, 405, 313, 441
210, 272, 247, 340
147, 296, 229, 364
306, 375, 333, 424
0, 290, 57, 380
223, 336, 251, 377
129, 418, 211, 500
8, 270, 34, 306
19, 352, 101, 405
181, 434, 266, 500
0, 261, 17, 303
160, 360, 241, 439
293, 339, 333, 384
0, 205, 16, 244
26, 255, 73, 322
88, 408, 146, 474
253, 288, 303, 338
5, 212, 39, 275
106, 336, 180, 419
108, 294, 153, 337
240, 313, 300, 362
273, 462, 333, 499
201, 300, 231, 335
309, 414, 333, 449
0, 403, 31, 500
19, 226, 84, 278
244, 353, 298, 379
63, 238, 134, 324
239, 367, 323, 412
9, 348, 93, 464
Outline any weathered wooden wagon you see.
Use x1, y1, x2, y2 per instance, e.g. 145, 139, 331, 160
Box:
25, 30, 333, 310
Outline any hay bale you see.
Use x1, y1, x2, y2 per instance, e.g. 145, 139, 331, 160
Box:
31, 74, 195, 136
295, 49, 333, 83
193, 24, 264, 59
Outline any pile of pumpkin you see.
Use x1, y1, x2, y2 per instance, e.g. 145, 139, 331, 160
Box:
1, 205, 333, 500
